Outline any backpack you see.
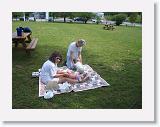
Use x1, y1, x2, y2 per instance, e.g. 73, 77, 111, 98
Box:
22, 27, 32, 33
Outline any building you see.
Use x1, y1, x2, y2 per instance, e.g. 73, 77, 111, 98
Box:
30, 12, 49, 21
95, 12, 104, 19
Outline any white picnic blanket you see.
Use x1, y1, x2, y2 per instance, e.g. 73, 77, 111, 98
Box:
38, 65, 110, 97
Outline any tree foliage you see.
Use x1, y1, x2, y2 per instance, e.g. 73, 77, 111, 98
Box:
112, 13, 127, 26
129, 13, 138, 23
95, 16, 101, 24
49, 12, 59, 22
12, 12, 24, 18
135, 14, 142, 23
56, 12, 73, 22
105, 12, 142, 25
73, 12, 95, 24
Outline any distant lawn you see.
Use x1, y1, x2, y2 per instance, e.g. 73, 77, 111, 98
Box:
12, 21, 142, 109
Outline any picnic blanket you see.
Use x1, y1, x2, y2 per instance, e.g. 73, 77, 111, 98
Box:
38, 65, 110, 97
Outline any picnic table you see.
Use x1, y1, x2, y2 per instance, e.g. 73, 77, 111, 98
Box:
12, 32, 38, 54
103, 24, 115, 30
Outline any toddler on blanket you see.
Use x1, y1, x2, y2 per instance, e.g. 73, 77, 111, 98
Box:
57, 68, 88, 82
57, 61, 88, 82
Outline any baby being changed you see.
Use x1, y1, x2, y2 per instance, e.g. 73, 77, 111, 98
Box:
57, 68, 88, 82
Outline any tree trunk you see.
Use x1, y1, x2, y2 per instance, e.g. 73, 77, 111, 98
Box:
64, 17, 66, 23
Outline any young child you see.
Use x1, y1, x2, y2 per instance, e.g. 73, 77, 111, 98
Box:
74, 61, 84, 73
57, 68, 88, 82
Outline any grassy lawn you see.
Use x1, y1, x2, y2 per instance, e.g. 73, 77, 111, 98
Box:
12, 21, 142, 109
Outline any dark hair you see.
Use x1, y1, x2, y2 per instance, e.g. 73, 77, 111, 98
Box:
49, 51, 62, 63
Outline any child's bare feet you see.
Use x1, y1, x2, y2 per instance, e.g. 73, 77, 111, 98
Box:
83, 74, 90, 81
78, 73, 90, 83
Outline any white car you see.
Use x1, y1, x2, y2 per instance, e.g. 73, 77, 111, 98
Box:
91, 19, 97, 23
100, 20, 104, 23
28, 17, 35, 21
12, 18, 20, 21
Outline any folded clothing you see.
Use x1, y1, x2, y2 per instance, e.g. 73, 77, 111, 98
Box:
39, 78, 73, 97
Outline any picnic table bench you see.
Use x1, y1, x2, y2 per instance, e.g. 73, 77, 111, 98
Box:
103, 24, 115, 30
12, 32, 38, 54
26, 38, 38, 54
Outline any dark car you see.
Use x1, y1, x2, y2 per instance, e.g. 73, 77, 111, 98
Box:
19, 17, 25, 21
74, 17, 85, 22
48, 17, 53, 22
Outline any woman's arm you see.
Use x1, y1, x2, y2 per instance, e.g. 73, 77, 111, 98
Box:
55, 71, 69, 78
78, 51, 82, 63
70, 51, 75, 64
54, 73, 65, 78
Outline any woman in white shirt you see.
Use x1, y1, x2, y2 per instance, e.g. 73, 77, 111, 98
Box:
40, 51, 87, 90
66, 39, 86, 69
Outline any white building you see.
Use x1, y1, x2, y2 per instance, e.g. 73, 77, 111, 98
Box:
95, 12, 104, 19
30, 12, 49, 21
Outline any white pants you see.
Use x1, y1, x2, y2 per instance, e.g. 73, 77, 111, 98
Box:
45, 78, 59, 91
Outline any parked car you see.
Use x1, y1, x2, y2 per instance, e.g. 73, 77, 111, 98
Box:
74, 17, 84, 22
48, 17, 53, 22
92, 19, 104, 23
12, 18, 20, 21
28, 17, 35, 21
19, 17, 24, 21
91, 19, 97, 23
66, 18, 74, 22
100, 20, 104, 23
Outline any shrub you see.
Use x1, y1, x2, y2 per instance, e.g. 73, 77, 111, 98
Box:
135, 15, 142, 23
112, 14, 127, 26
129, 13, 137, 24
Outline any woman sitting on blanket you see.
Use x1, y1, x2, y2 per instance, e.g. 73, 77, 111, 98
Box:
40, 51, 89, 90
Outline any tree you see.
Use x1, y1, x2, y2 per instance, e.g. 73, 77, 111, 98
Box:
12, 12, 34, 21
129, 13, 138, 25
49, 12, 58, 22
136, 14, 142, 23
104, 12, 119, 16
56, 12, 73, 22
112, 13, 127, 26
95, 16, 101, 24
12, 12, 23, 19
73, 12, 95, 24
24, 12, 33, 20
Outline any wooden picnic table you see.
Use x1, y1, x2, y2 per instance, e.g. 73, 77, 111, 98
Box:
103, 24, 115, 30
12, 32, 32, 48
12, 32, 38, 54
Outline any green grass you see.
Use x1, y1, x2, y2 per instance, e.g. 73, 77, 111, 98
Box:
12, 21, 142, 109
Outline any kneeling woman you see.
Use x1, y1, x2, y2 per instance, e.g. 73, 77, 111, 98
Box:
40, 51, 85, 90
